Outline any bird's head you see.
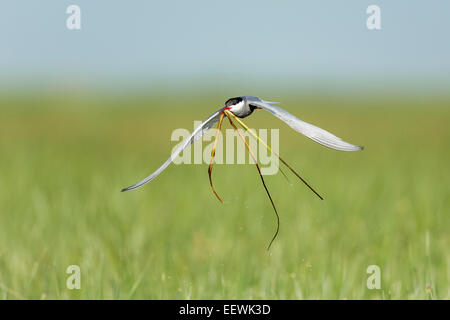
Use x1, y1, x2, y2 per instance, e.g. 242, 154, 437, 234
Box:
224, 96, 260, 118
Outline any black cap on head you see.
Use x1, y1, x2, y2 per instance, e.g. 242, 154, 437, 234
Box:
225, 97, 243, 107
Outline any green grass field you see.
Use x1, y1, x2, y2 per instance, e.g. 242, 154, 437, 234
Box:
0, 93, 448, 299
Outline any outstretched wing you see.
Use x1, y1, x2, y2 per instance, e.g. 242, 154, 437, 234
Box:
247, 97, 363, 152
122, 109, 222, 192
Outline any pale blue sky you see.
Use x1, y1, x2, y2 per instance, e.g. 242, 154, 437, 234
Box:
1, 1, 449, 93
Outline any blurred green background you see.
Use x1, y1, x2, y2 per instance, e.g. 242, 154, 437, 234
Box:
1, 0, 450, 299
0, 93, 448, 299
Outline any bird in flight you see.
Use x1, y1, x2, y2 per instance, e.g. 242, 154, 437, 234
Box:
122, 96, 363, 249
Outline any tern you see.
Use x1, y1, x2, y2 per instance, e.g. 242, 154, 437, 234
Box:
122, 96, 363, 249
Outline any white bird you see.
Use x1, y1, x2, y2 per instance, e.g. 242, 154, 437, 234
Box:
122, 96, 363, 249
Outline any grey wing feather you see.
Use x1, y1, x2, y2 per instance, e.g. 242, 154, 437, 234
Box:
121, 109, 222, 192
248, 97, 363, 152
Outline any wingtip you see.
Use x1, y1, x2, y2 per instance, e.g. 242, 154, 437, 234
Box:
348, 145, 364, 151
121, 187, 130, 192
